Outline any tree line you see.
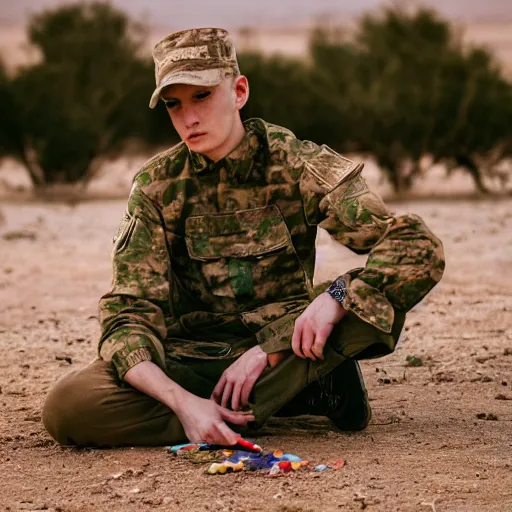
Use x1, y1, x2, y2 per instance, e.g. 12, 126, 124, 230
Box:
1, 2, 511, 193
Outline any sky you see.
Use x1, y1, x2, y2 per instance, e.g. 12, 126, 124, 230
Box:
1, 0, 511, 29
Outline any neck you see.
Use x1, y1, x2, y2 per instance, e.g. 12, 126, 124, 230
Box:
208, 117, 246, 162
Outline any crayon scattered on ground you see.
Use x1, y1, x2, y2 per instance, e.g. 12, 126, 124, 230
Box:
169, 441, 345, 476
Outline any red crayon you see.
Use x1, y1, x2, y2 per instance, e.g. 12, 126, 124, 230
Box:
235, 437, 262, 453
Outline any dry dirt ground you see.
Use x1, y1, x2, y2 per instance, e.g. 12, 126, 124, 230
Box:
1, 196, 511, 512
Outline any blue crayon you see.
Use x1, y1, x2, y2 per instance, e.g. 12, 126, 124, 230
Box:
282, 453, 301, 462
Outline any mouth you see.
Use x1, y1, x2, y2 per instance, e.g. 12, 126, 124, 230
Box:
187, 132, 206, 142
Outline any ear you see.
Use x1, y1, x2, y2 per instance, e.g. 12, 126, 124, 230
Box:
233, 75, 249, 111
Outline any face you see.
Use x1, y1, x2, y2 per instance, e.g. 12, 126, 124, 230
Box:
161, 76, 249, 161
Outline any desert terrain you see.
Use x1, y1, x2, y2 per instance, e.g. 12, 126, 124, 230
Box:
1, 166, 511, 511
1, 1, 512, 510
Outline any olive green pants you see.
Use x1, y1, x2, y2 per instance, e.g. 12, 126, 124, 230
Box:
42, 311, 405, 447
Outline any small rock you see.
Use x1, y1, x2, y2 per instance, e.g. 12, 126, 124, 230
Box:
434, 371, 454, 383
405, 355, 424, 367
471, 376, 493, 383
475, 355, 496, 364
476, 413, 498, 421
504, 348, 512, 356
495, 394, 512, 401
2, 231, 37, 241
55, 356, 72, 364
143, 498, 163, 506
24, 415, 41, 422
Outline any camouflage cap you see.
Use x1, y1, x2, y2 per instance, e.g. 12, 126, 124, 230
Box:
149, 27, 240, 109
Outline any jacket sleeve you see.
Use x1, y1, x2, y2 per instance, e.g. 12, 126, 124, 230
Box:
98, 175, 171, 380
299, 145, 445, 333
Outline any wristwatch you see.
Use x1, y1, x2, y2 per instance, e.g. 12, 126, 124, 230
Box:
326, 276, 347, 305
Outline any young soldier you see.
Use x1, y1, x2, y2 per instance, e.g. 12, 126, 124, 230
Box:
43, 28, 445, 447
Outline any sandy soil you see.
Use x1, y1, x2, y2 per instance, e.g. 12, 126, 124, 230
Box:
1, 195, 512, 512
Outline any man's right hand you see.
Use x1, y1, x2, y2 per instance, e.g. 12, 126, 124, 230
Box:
124, 360, 254, 445
176, 393, 255, 445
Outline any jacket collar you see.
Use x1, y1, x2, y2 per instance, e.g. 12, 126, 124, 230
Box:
189, 118, 268, 182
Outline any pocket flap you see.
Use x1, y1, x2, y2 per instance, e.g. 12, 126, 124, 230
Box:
185, 205, 290, 260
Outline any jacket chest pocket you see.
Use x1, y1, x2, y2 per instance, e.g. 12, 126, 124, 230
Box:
184, 205, 309, 306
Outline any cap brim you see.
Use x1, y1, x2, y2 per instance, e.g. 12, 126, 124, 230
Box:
149, 68, 226, 109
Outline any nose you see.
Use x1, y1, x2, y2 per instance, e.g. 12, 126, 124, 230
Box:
183, 107, 200, 129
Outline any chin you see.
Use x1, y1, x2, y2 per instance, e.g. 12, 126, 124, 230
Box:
187, 139, 215, 157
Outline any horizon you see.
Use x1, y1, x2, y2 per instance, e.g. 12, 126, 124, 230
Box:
1, 1, 512, 72
1, 0, 512, 29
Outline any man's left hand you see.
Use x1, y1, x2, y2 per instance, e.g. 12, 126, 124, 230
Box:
211, 345, 268, 411
292, 292, 348, 361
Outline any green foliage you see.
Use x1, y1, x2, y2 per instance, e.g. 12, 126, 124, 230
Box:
2, 2, 174, 187
239, 52, 344, 146
0, 62, 21, 160
1, 3, 510, 193
240, 7, 512, 192
310, 7, 512, 191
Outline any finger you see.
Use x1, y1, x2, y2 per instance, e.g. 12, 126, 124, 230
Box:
221, 380, 234, 409
301, 322, 316, 360
231, 380, 243, 411
292, 317, 305, 358
240, 374, 259, 406
211, 374, 226, 403
220, 407, 255, 425
215, 421, 238, 445
311, 324, 333, 360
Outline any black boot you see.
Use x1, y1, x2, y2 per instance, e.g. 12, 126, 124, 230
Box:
275, 359, 371, 431
325, 359, 371, 431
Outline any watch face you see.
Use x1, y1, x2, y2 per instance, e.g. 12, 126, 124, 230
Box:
332, 288, 345, 301
328, 278, 346, 303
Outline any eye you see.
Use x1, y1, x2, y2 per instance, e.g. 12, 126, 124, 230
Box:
164, 99, 179, 110
194, 91, 211, 101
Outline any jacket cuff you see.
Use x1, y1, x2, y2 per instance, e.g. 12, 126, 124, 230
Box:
341, 271, 394, 334
114, 346, 153, 378
259, 337, 294, 354
99, 329, 166, 380
256, 310, 303, 354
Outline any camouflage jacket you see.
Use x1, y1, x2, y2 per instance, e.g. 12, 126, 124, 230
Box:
98, 118, 445, 379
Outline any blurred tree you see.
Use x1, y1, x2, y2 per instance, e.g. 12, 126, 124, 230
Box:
310, 7, 512, 192
3, 2, 174, 188
2, 3, 510, 194
239, 52, 344, 145
0, 60, 42, 184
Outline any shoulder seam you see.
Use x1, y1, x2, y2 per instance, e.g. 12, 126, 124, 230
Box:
139, 142, 187, 173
